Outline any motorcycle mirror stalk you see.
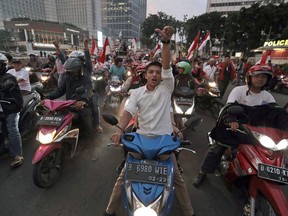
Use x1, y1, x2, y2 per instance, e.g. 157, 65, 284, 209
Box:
102, 114, 125, 134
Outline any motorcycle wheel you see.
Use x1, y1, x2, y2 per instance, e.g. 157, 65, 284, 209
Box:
255, 195, 277, 216
210, 101, 223, 120
33, 149, 63, 188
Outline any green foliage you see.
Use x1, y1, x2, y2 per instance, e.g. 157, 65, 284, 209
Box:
140, 3, 288, 56
141, 12, 177, 49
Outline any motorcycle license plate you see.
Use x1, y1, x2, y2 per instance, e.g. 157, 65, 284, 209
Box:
258, 163, 288, 184
37, 115, 64, 126
126, 162, 168, 185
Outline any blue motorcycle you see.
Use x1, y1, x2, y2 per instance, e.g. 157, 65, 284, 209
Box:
103, 114, 201, 216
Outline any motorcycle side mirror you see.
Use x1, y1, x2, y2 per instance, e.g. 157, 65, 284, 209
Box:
102, 114, 126, 134
75, 86, 86, 95
184, 116, 203, 128
102, 114, 119, 126
227, 105, 244, 116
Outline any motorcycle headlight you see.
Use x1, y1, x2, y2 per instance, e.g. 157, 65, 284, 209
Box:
252, 131, 288, 151
208, 82, 216, 88
25, 67, 31, 72
97, 76, 103, 80
110, 86, 121, 92
185, 100, 195, 115
134, 207, 157, 216
41, 76, 49, 82
174, 102, 183, 114
38, 130, 56, 144
132, 192, 160, 216
126, 71, 132, 77
92, 76, 97, 81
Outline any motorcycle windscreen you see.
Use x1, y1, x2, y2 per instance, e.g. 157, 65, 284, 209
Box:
121, 133, 180, 159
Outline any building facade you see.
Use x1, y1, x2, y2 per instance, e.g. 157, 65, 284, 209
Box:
56, 0, 102, 38
0, 0, 58, 29
206, 0, 286, 13
101, 0, 147, 40
4, 20, 88, 52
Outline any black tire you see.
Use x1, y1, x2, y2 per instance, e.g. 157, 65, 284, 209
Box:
210, 101, 224, 120
255, 194, 277, 216
33, 148, 63, 188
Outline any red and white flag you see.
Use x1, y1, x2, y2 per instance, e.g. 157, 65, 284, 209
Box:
132, 37, 137, 52
186, 31, 200, 60
259, 50, 272, 64
152, 43, 161, 59
99, 37, 111, 63
90, 35, 98, 56
198, 31, 210, 51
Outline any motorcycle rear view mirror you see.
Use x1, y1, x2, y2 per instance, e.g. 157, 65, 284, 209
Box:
184, 117, 203, 128
102, 114, 119, 126
227, 105, 244, 116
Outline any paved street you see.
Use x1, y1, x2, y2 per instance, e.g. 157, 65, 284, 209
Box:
0, 89, 286, 216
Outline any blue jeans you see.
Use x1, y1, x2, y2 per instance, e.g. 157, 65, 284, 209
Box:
6, 113, 22, 157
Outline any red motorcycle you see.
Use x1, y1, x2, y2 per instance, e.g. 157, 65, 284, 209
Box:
208, 106, 288, 216
32, 99, 80, 188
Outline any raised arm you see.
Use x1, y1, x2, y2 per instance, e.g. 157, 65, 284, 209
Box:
155, 26, 174, 70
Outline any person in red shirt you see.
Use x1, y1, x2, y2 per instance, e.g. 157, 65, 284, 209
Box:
217, 56, 236, 97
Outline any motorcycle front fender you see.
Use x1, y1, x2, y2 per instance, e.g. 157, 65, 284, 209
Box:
248, 175, 288, 216
32, 143, 62, 164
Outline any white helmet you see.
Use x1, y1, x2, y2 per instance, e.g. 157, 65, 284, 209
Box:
0, 53, 8, 63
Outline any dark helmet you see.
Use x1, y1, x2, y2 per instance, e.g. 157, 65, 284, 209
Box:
64, 58, 83, 79
246, 64, 274, 89
69, 51, 85, 62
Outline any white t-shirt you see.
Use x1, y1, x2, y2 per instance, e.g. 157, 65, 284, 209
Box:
125, 68, 174, 136
7, 68, 31, 91
227, 85, 275, 106
203, 64, 217, 79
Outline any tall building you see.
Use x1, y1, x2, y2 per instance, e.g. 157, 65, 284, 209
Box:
206, 0, 285, 13
0, 0, 58, 29
56, 0, 102, 37
101, 0, 147, 40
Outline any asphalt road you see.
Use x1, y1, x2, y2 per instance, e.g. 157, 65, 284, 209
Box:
0, 98, 247, 216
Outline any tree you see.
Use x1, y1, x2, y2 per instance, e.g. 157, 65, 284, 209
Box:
141, 12, 177, 48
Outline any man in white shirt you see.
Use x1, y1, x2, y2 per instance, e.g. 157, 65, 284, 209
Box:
193, 64, 283, 187
203, 58, 217, 80
104, 26, 195, 216
7, 59, 31, 95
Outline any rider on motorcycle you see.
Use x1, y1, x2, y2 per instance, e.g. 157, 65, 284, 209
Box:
103, 26, 195, 216
193, 64, 288, 187
0, 53, 24, 167
27, 53, 43, 72
44, 56, 94, 137
173, 61, 196, 97
52, 39, 103, 133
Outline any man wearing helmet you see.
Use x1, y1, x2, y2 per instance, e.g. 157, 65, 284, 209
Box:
173, 61, 196, 97
45, 38, 95, 136
0, 53, 24, 167
193, 64, 288, 187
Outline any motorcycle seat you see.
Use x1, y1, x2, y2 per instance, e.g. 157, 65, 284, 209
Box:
22, 93, 35, 108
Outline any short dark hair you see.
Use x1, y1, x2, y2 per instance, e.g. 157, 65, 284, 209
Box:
115, 57, 123, 65
146, 61, 162, 71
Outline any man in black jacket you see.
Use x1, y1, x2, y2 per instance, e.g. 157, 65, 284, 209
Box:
0, 53, 24, 167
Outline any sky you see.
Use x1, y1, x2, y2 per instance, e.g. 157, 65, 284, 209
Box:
147, 0, 207, 21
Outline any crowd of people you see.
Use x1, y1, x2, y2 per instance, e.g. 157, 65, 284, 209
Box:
0, 25, 288, 216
